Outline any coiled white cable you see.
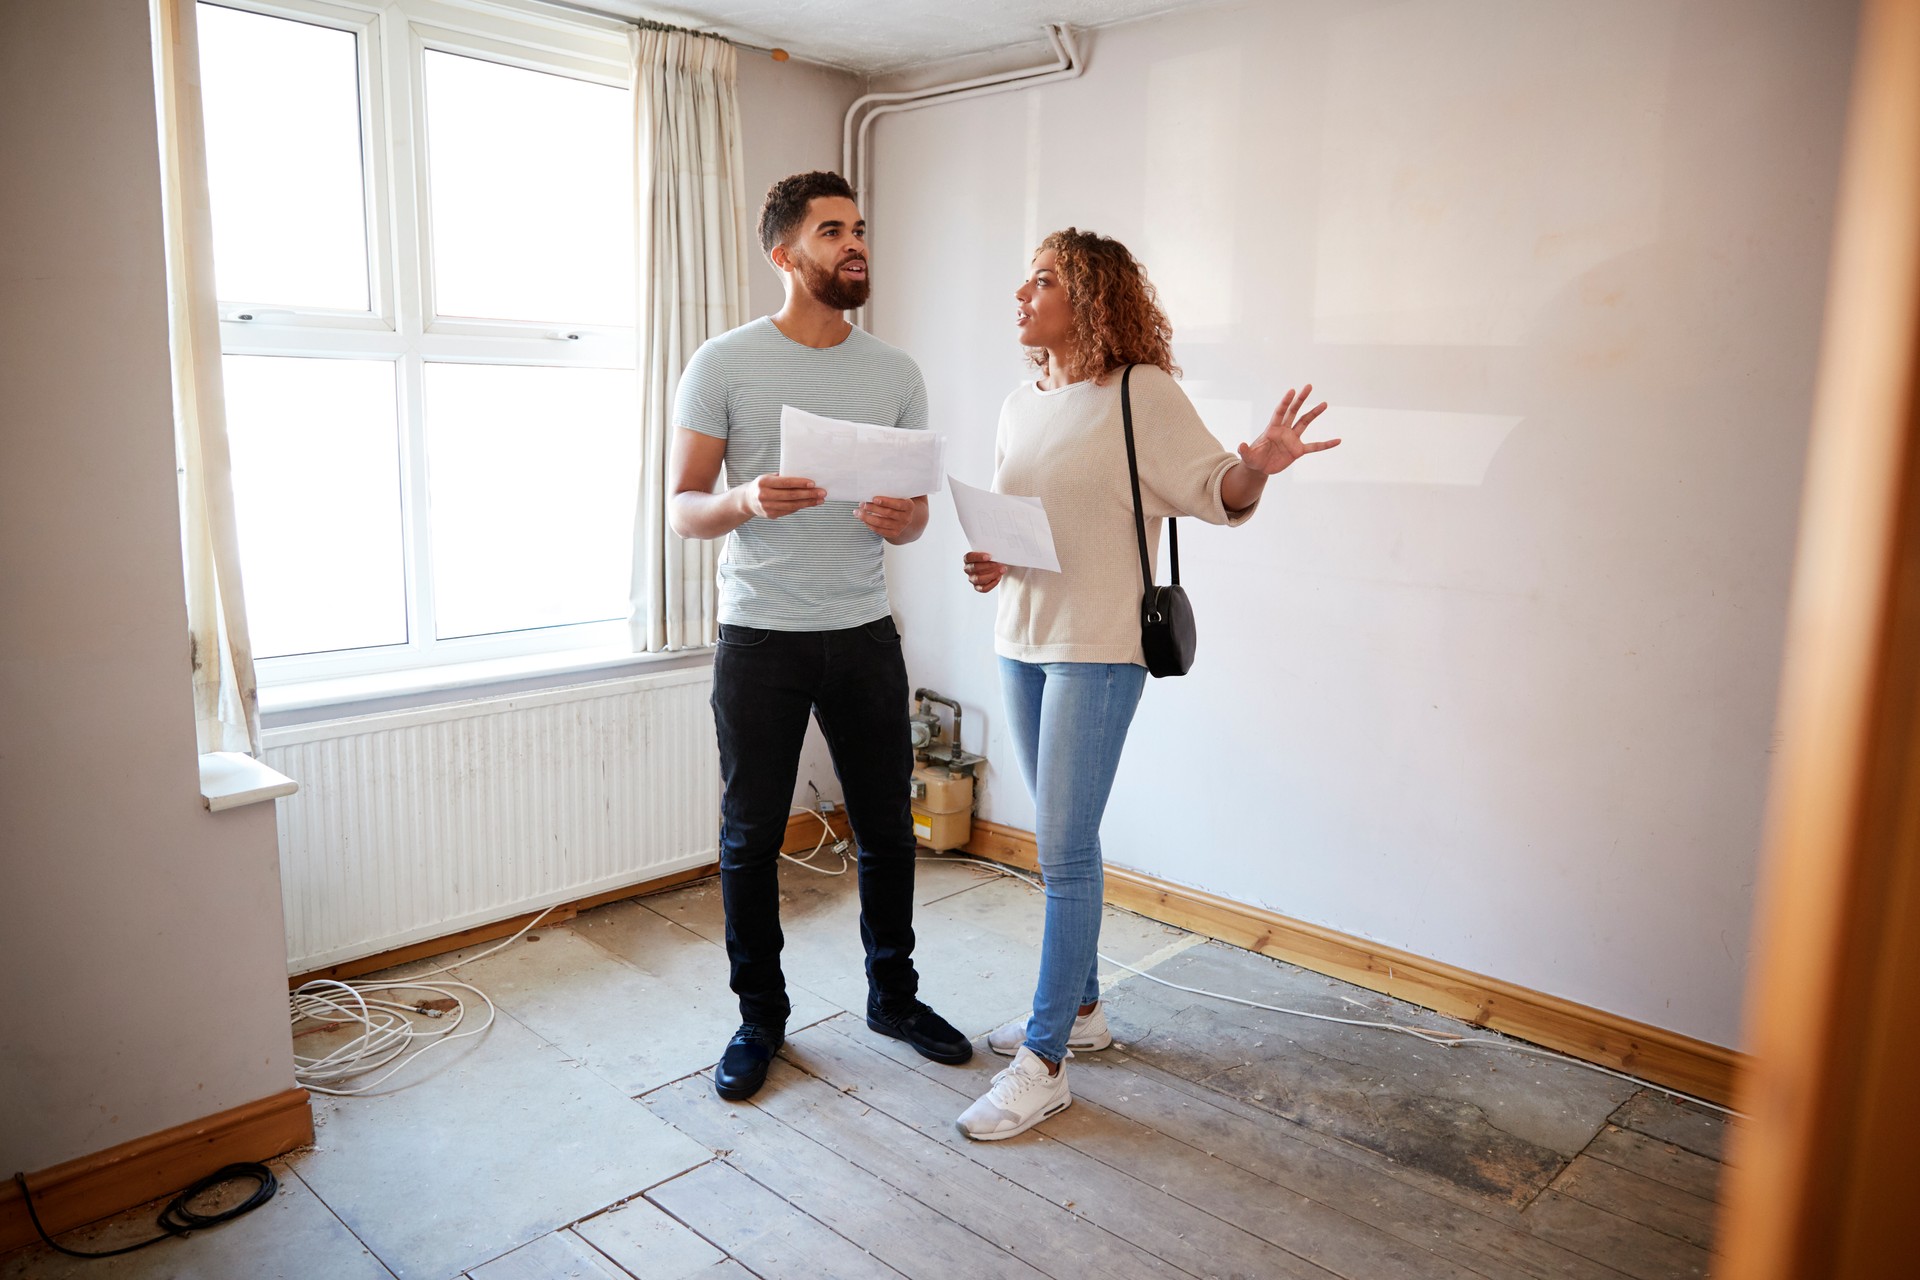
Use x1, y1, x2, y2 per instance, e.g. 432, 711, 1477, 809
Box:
290, 905, 558, 1096
298, 802, 847, 1097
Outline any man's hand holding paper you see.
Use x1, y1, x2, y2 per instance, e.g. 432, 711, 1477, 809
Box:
741, 474, 826, 520
778, 405, 944, 504
855, 494, 918, 540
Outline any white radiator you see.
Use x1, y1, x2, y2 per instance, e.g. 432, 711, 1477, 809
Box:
262, 667, 719, 973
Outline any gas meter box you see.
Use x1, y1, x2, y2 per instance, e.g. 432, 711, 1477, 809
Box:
907, 686, 983, 853
910, 764, 974, 852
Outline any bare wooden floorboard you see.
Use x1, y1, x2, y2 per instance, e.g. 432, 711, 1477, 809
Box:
1100, 946, 1632, 1206
1520, 1191, 1711, 1280
1582, 1126, 1722, 1203
787, 1022, 1344, 1280
466, 1229, 629, 1280
1550, 1156, 1716, 1250
645, 1161, 907, 1280
1064, 1052, 1633, 1280
865, 1020, 1613, 1270
1039, 1075, 1493, 1280
1087, 1047, 1555, 1231
746, 1068, 1186, 1280
1081, 1037, 1719, 1280
1607, 1092, 1729, 1163
572, 1197, 728, 1279
644, 1074, 1050, 1280
860, 1016, 1568, 1242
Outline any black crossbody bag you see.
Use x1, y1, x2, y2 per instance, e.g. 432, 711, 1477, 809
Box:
1120, 365, 1197, 678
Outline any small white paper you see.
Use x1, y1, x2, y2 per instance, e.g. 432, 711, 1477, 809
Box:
947, 474, 1061, 573
778, 405, 945, 503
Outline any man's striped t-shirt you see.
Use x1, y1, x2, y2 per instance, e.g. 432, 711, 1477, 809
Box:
674, 317, 929, 631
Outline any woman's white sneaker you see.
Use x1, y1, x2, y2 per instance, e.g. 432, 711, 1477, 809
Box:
986, 1003, 1112, 1056
955, 1047, 1071, 1141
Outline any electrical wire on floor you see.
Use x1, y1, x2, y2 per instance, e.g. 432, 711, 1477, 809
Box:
289, 904, 559, 1096
10, 1164, 276, 1259
920, 851, 1743, 1119
786, 797, 852, 876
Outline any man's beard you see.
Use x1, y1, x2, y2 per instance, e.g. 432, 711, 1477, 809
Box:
795, 248, 871, 311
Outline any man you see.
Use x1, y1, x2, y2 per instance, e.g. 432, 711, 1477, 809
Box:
668, 170, 971, 1101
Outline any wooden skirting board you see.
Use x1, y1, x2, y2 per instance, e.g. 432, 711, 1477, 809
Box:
961, 819, 1744, 1107
0, 1087, 314, 1254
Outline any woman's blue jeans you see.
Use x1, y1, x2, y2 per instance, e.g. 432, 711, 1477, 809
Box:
999, 657, 1147, 1064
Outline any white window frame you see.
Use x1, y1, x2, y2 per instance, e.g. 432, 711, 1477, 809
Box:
207, 0, 641, 687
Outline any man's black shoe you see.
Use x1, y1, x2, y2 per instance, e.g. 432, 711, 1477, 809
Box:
714, 1023, 784, 1100
866, 998, 973, 1065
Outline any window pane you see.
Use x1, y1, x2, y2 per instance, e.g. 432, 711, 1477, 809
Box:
197, 4, 370, 310
423, 51, 633, 325
424, 364, 637, 638
224, 356, 407, 657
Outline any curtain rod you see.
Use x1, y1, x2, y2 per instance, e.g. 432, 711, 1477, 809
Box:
540, 0, 790, 60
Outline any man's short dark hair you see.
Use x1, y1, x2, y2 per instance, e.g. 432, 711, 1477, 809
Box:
757, 170, 856, 257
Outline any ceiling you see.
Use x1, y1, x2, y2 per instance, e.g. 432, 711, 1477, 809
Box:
574, 0, 1231, 76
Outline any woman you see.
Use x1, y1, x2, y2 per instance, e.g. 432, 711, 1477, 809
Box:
955, 228, 1337, 1141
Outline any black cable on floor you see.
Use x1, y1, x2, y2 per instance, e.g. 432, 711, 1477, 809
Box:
11, 1163, 277, 1259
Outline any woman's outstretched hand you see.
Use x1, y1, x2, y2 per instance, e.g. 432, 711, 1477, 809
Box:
963, 551, 1007, 593
1237, 384, 1338, 476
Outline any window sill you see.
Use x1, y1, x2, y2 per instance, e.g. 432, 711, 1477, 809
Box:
258, 644, 716, 728
200, 751, 299, 811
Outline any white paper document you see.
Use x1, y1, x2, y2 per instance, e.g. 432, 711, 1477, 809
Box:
947, 474, 1061, 573
777, 405, 945, 503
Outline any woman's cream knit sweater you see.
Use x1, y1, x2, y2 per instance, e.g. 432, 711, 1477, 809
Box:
992, 364, 1257, 666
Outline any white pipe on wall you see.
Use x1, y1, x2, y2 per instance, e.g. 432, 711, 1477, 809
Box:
840, 24, 1077, 204
842, 24, 1083, 328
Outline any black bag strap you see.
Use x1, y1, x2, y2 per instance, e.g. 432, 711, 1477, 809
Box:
1119, 365, 1180, 592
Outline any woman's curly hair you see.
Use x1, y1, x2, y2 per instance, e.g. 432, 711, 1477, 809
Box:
1030, 228, 1178, 384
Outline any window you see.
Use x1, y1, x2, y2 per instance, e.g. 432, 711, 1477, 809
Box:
197, 0, 639, 683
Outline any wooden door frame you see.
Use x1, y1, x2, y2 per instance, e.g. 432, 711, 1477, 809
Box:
1716, 0, 1920, 1273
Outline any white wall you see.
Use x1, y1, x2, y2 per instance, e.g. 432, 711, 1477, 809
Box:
873, 0, 1856, 1048
734, 50, 867, 809
0, 0, 296, 1172
736, 52, 863, 322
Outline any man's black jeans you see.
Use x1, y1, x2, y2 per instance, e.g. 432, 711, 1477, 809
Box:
710, 616, 920, 1028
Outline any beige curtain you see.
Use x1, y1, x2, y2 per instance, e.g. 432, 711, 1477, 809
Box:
629, 24, 750, 652
153, 0, 260, 753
